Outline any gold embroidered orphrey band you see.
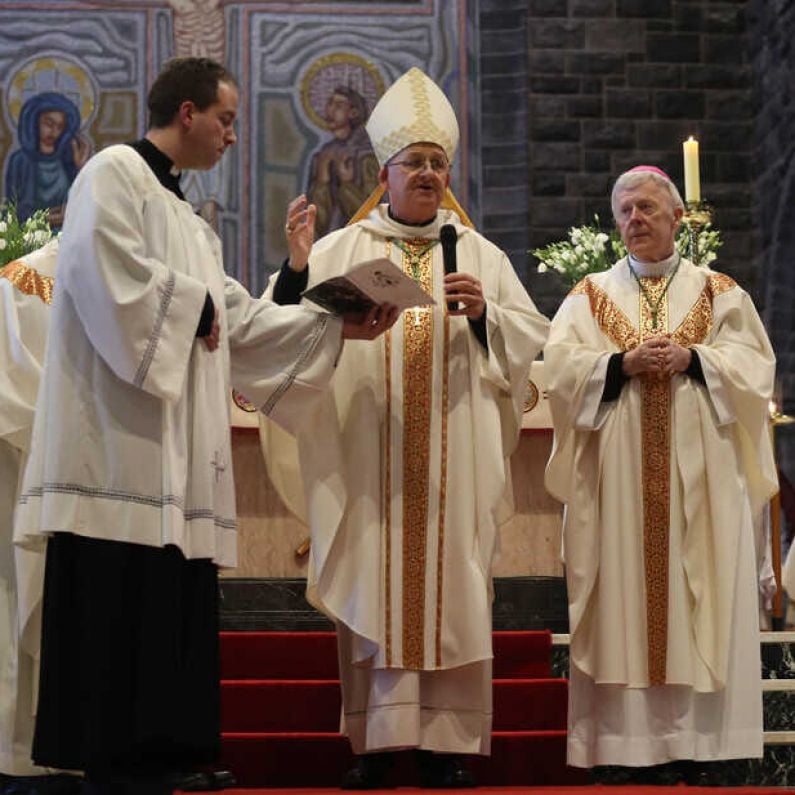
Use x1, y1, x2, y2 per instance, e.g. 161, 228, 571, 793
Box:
638, 275, 672, 686
381, 237, 450, 670
570, 271, 735, 684
0, 259, 55, 304
384, 313, 393, 667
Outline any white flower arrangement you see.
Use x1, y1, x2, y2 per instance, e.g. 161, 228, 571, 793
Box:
0, 203, 55, 269
533, 215, 722, 288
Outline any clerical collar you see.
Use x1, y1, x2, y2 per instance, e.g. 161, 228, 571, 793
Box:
628, 249, 679, 278
126, 138, 185, 200
387, 205, 437, 228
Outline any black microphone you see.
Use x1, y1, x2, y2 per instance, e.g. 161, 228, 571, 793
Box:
440, 224, 458, 312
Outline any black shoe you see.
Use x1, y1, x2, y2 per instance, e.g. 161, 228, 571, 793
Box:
417, 752, 477, 789
0, 774, 83, 795
173, 771, 236, 791
341, 753, 394, 790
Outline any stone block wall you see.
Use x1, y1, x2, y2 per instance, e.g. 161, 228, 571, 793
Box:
746, 0, 795, 474
478, 1, 533, 289
479, 0, 755, 318
747, 0, 795, 406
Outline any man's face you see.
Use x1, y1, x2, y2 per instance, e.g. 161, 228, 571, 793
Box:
325, 93, 352, 131
184, 80, 238, 169
38, 110, 66, 154
614, 179, 682, 263
380, 143, 450, 224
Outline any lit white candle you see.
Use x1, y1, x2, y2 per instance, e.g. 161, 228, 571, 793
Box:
683, 136, 700, 203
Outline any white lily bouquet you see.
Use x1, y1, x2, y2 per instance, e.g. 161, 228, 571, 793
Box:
0, 203, 54, 269
533, 215, 722, 288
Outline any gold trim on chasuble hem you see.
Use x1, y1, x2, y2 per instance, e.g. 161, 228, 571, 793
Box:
576, 275, 715, 685
382, 237, 450, 670
0, 259, 54, 304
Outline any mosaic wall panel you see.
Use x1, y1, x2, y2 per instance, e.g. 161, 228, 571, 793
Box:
240, 0, 474, 292
0, 0, 477, 291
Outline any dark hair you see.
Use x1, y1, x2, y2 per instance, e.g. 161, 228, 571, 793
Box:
147, 57, 237, 128
331, 85, 369, 129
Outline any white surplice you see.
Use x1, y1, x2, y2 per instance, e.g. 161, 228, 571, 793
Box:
0, 241, 58, 776
14, 143, 343, 567
544, 256, 777, 767
262, 205, 549, 752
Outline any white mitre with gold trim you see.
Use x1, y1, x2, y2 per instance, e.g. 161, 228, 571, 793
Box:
365, 67, 459, 166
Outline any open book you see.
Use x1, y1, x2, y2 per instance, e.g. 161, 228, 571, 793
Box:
301, 257, 435, 314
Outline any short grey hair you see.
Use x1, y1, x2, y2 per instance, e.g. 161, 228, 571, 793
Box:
611, 170, 684, 220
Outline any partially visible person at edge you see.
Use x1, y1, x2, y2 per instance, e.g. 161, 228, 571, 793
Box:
12, 57, 397, 795
0, 241, 87, 795
544, 165, 777, 782
0, 244, 237, 795
262, 67, 550, 790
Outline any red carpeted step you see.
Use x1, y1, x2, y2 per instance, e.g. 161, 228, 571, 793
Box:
222, 680, 341, 732
218, 630, 572, 786
220, 632, 339, 680
492, 678, 567, 730
220, 629, 552, 680
219, 730, 586, 788
492, 630, 552, 678
221, 678, 568, 732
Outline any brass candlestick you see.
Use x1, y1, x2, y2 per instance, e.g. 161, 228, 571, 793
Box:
681, 200, 713, 266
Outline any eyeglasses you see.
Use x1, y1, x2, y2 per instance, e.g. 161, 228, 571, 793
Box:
388, 155, 450, 174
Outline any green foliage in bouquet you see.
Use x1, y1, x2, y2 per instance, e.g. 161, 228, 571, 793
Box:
0, 203, 54, 269
532, 215, 723, 288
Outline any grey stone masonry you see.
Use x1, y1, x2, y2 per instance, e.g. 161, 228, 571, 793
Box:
746, 0, 795, 485
479, 0, 533, 290
517, 0, 754, 316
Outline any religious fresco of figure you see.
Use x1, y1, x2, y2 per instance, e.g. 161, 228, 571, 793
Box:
301, 54, 384, 238
3, 56, 96, 228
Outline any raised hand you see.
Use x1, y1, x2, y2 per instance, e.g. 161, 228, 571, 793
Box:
285, 194, 317, 272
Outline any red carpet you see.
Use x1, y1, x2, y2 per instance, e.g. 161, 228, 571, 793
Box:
216, 632, 790, 792
178, 787, 795, 794
218, 630, 585, 788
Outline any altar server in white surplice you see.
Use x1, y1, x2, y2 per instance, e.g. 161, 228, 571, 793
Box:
0, 240, 85, 795
262, 67, 549, 789
544, 165, 777, 773
13, 58, 395, 795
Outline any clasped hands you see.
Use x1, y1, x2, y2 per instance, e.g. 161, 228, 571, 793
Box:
623, 336, 691, 378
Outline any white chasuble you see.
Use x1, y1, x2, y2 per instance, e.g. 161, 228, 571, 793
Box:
263, 206, 549, 674
14, 145, 343, 570
545, 257, 777, 766
262, 206, 548, 751
0, 242, 57, 776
